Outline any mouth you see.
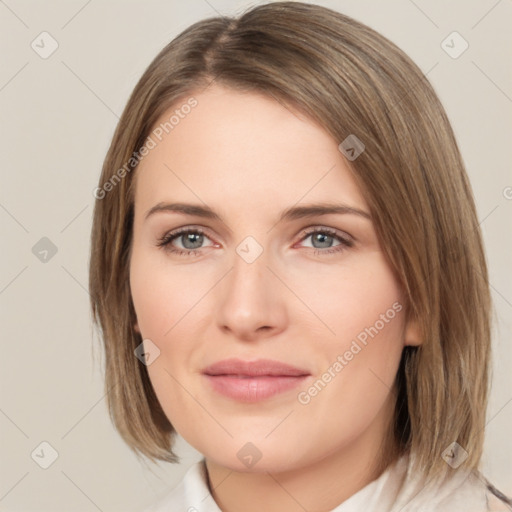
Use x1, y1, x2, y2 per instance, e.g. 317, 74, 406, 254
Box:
202, 358, 310, 402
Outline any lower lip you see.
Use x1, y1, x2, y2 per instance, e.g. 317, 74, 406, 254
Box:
203, 374, 308, 402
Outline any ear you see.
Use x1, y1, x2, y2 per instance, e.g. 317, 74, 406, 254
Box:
134, 321, 141, 334
404, 317, 422, 347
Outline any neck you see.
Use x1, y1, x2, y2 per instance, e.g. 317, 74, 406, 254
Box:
205, 398, 399, 512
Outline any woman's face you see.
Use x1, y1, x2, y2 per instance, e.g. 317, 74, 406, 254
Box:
130, 84, 419, 473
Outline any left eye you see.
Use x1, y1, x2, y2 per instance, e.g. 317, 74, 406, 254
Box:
297, 228, 353, 255
300, 229, 348, 250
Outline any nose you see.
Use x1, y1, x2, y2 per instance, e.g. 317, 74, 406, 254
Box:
214, 246, 287, 342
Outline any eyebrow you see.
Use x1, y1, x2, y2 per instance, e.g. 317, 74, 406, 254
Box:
144, 202, 372, 224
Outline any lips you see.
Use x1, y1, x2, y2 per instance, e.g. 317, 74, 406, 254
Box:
202, 358, 310, 402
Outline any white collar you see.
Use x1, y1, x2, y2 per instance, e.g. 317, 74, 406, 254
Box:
144, 454, 509, 512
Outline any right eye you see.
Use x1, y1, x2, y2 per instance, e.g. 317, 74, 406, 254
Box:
156, 227, 216, 257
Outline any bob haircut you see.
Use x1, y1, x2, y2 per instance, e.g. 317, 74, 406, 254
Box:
89, 1, 491, 484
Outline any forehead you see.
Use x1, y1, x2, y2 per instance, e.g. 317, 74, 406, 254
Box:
133, 85, 367, 217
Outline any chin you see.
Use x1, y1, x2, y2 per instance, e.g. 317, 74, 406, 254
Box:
198, 436, 313, 474
212, 453, 301, 474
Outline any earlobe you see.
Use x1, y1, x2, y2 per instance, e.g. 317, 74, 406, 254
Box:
404, 318, 422, 347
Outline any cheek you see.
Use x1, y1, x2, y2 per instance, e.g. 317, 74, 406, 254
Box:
292, 256, 405, 426
285, 253, 404, 346
129, 249, 205, 338
295, 311, 405, 453
129, 251, 212, 430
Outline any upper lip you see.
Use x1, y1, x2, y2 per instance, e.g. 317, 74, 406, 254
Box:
202, 358, 310, 377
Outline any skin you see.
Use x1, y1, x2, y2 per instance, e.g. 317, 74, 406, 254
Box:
129, 84, 421, 512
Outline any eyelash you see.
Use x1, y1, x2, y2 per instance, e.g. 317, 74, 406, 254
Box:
156, 226, 354, 257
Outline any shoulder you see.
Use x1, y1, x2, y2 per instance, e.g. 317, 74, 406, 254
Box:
421, 470, 512, 512
391, 455, 511, 512
481, 477, 512, 511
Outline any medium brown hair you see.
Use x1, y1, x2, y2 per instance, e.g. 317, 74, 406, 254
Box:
89, 1, 491, 483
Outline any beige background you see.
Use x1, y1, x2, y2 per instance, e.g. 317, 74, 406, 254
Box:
0, 0, 511, 510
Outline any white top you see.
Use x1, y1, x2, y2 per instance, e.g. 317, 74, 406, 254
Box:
143, 454, 511, 512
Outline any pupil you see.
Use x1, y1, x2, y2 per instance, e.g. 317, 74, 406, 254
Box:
314, 233, 332, 249
183, 233, 203, 249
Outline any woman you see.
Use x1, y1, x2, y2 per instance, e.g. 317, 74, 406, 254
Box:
89, 2, 511, 511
